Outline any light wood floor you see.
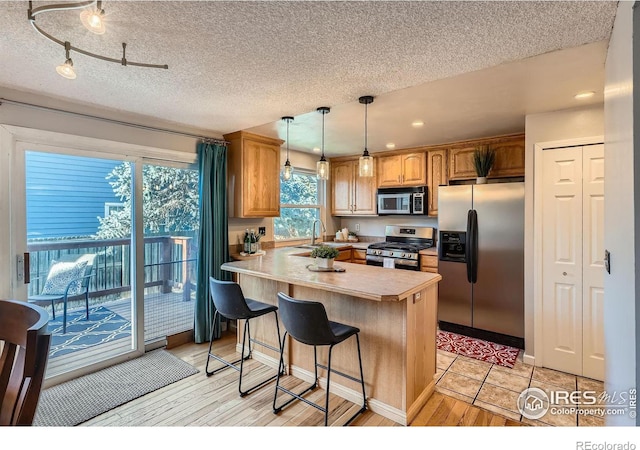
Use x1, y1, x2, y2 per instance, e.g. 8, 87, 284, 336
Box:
82, 331, 524, 427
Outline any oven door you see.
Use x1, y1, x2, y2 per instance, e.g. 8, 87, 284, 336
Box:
377, 193, 411, 215
366, 255, 419, 271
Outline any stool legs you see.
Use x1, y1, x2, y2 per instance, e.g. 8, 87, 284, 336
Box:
272, 332, 367, 426
206, 309, 283, 397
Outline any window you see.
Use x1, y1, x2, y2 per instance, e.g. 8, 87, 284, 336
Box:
274, 170, 320, 241
104, 202, 125, 217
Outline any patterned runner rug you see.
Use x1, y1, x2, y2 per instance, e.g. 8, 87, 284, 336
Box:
34, 349, 199, 426
48, 305, 131, 358
437, 330, 520, 368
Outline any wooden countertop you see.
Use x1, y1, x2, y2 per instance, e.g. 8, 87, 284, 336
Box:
222, 247, 441, 302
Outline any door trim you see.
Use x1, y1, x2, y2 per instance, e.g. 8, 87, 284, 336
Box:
532, 135, 604, 369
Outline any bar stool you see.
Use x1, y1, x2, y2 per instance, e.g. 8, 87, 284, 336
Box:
273, 292, 367, 426
205, 277, 282, 397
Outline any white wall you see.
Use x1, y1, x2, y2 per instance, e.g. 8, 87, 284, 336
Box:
524, 105, 604, 362
603, 0, 636, 426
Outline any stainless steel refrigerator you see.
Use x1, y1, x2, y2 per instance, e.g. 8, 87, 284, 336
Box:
437, 182, 524, 339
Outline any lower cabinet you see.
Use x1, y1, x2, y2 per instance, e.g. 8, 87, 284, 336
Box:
335, 249, 352, 262
351, 249, 367, 264
420, 255, 438, 273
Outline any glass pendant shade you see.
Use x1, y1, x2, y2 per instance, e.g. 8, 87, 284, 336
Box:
359, 150, 373, 177
283, 160, 293, 180
56, 58, 76, 79
358, 95, 374, 177
317, 157, 329, 180
316, 106, 330, 180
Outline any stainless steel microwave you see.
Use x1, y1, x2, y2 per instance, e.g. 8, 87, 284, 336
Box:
377, 186, 427, 215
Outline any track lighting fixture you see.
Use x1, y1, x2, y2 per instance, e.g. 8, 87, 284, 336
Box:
28, 0, 168, 79
56, 42, 76, 79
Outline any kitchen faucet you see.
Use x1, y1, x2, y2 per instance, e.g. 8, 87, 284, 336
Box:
310, 219, 326, 246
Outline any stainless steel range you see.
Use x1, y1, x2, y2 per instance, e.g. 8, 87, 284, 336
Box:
366, 225, 435, 271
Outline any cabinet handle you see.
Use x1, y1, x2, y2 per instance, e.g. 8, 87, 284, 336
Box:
397, 175, 400, 182
401, 174, 404, 183
353, 204, 357, 212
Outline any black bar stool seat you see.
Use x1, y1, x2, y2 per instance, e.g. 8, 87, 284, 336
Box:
273, 292, 367, 426
205, 277, 282, 397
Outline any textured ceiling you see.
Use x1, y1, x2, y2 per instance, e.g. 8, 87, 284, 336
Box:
0, 1, 617, 156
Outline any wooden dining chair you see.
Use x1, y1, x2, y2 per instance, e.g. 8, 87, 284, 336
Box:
0, 299, 51, 426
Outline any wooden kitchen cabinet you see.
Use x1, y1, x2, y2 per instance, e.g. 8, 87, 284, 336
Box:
448, 134, 525, 180
335, 249, 352, 261
427, 149, 448, 216
330, 159, 377, 216
377, 152, 426, 187
351, 249, 367, 264
224, 131, 283, 218
420, 254, 438, 273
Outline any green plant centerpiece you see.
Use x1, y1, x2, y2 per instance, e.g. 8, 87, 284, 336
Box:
473, 145, 496, 183
310, 245, 340, 269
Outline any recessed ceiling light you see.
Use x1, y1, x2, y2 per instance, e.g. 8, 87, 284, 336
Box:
411, 120, 424, 128
312, 147, 321, 153
574, 91, 595, 100
386, 143, 396, 149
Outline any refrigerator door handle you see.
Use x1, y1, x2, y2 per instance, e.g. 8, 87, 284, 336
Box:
467, 209, 478, 283
465, 210, 472, 283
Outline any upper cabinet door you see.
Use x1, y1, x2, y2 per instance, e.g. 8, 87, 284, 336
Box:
224, 131, 283, 218
377, 152, 426, 187
377, 154, 403, 187
331, 160, 354, 215
427, 149, 448, 216
401, 153, 426, 186
330, 159, 377, 216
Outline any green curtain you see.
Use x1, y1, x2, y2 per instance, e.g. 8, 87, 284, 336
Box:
194, 141, 230, 343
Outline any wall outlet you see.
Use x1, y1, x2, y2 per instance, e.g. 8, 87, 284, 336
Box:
258, 227, 266, 236
355, 223, 360, 232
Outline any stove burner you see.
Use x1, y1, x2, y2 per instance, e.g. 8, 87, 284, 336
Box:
367, 242, 432, 252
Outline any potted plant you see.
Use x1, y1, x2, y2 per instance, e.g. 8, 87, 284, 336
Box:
310, 245, 340, 269
473, 145, 496, 184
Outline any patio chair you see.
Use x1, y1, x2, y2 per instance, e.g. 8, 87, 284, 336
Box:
0, 299, 51, 425
28, 254, 96, 334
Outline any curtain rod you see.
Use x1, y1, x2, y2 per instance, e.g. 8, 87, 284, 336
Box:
0, 97, 228, 145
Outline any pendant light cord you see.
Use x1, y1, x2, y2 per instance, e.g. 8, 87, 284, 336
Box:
321, 111, 325, 158
364, 101, 368, 152
286, 119, 290, 160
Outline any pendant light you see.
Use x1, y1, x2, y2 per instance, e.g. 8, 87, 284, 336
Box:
282, 116, 294, 181
358, 95, 374, 177
316, 107, 330, 180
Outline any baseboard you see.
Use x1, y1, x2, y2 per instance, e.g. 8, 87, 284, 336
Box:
166, 330, 194, 349
406, 379, 435, 425
522, 353, 535, 366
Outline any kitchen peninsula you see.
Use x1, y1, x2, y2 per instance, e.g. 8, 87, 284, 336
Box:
221, 247, 441, 425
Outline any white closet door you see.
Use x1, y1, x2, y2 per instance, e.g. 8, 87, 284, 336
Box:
582, 144, 605, 380
542, 146, 583, 375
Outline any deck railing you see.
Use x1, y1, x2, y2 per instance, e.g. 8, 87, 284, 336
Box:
27, 235, 197, 302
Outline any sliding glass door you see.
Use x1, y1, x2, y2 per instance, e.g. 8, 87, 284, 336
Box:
142, 161, 199, 343
19, 149, 137, 379
7, 128, 200, 383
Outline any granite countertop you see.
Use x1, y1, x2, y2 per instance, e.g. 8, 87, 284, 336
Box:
222, 246, 441, 302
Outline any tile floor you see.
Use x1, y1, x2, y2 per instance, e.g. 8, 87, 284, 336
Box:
435, 348, 606, 426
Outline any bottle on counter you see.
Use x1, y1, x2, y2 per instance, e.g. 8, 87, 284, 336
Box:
244, 229, 250, 254
249, 229, 257, 254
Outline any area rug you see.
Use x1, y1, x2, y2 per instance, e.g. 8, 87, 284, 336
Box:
33, 349, 198, 426
437, 330, 520, 368
48, 306, 131, 358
